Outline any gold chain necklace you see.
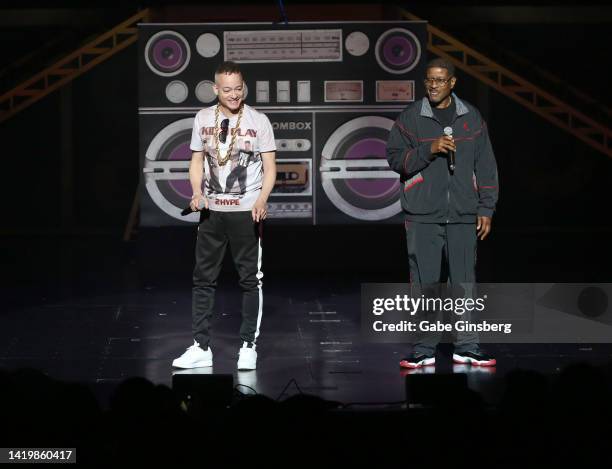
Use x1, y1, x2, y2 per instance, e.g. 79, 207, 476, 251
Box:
214, 104, 243, 166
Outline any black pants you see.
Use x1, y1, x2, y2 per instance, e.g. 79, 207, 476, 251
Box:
192, 210, 263, 350
405, 221, 479, 355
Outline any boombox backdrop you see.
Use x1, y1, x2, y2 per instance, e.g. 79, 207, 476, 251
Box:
139, 21, 427, 225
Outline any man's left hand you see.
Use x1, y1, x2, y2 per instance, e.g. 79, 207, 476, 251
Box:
252, 200, 267, 223
477, 216, 492, 240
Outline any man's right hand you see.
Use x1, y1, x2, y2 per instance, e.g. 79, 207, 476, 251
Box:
430, 135, 456, 155
190, 193, 208, 211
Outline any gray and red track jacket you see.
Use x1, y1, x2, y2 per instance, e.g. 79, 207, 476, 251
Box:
386, 94, 499, 223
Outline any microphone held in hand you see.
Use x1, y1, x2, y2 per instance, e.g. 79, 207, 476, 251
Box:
181, 197, 207, 216
443, 126, 455, 173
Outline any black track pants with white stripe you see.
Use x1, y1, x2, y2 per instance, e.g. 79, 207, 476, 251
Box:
192, 210, 263, 350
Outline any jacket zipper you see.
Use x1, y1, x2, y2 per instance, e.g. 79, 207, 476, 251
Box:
446, 164, 450, 224
445, 121, 452, 224
446, 112, 461, 224
428, 111, 454, 223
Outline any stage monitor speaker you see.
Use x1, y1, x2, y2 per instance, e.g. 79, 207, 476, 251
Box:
405, 373, 468, 407
172, 373, 234, 413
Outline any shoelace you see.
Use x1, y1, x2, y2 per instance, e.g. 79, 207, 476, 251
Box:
187, 343, 203, 353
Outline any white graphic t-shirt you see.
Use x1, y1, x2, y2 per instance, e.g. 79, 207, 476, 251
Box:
189, 104, 276, 212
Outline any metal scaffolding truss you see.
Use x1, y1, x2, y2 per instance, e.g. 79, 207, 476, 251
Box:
0, 9, 150, 124
401, 9, 611, 159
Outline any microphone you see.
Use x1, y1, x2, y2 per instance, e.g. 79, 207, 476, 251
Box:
443, 126, 455, 173
181, 197, 207, 216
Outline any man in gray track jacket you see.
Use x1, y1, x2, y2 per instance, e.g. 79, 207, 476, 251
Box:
386, 58, 499, 369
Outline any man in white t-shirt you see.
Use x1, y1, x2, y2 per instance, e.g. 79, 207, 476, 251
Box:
173, 61, 277, 371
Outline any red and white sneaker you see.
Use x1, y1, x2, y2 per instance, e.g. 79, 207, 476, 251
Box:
453, 350, 496, 367
399, 353, 436, 369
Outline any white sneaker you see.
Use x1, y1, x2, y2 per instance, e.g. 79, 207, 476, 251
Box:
172, 341, 213, 368
237, 345, 257, 370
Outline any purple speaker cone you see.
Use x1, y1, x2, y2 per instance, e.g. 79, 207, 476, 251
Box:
344, 138, 399, 199
382, 35, 415, 67
152, 38, 185, 72
144, 31, 191, 76
167, 141, 192, 198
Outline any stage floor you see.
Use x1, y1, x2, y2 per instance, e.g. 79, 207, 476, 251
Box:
3, 275, 612, 408
2, 228, 611, 407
